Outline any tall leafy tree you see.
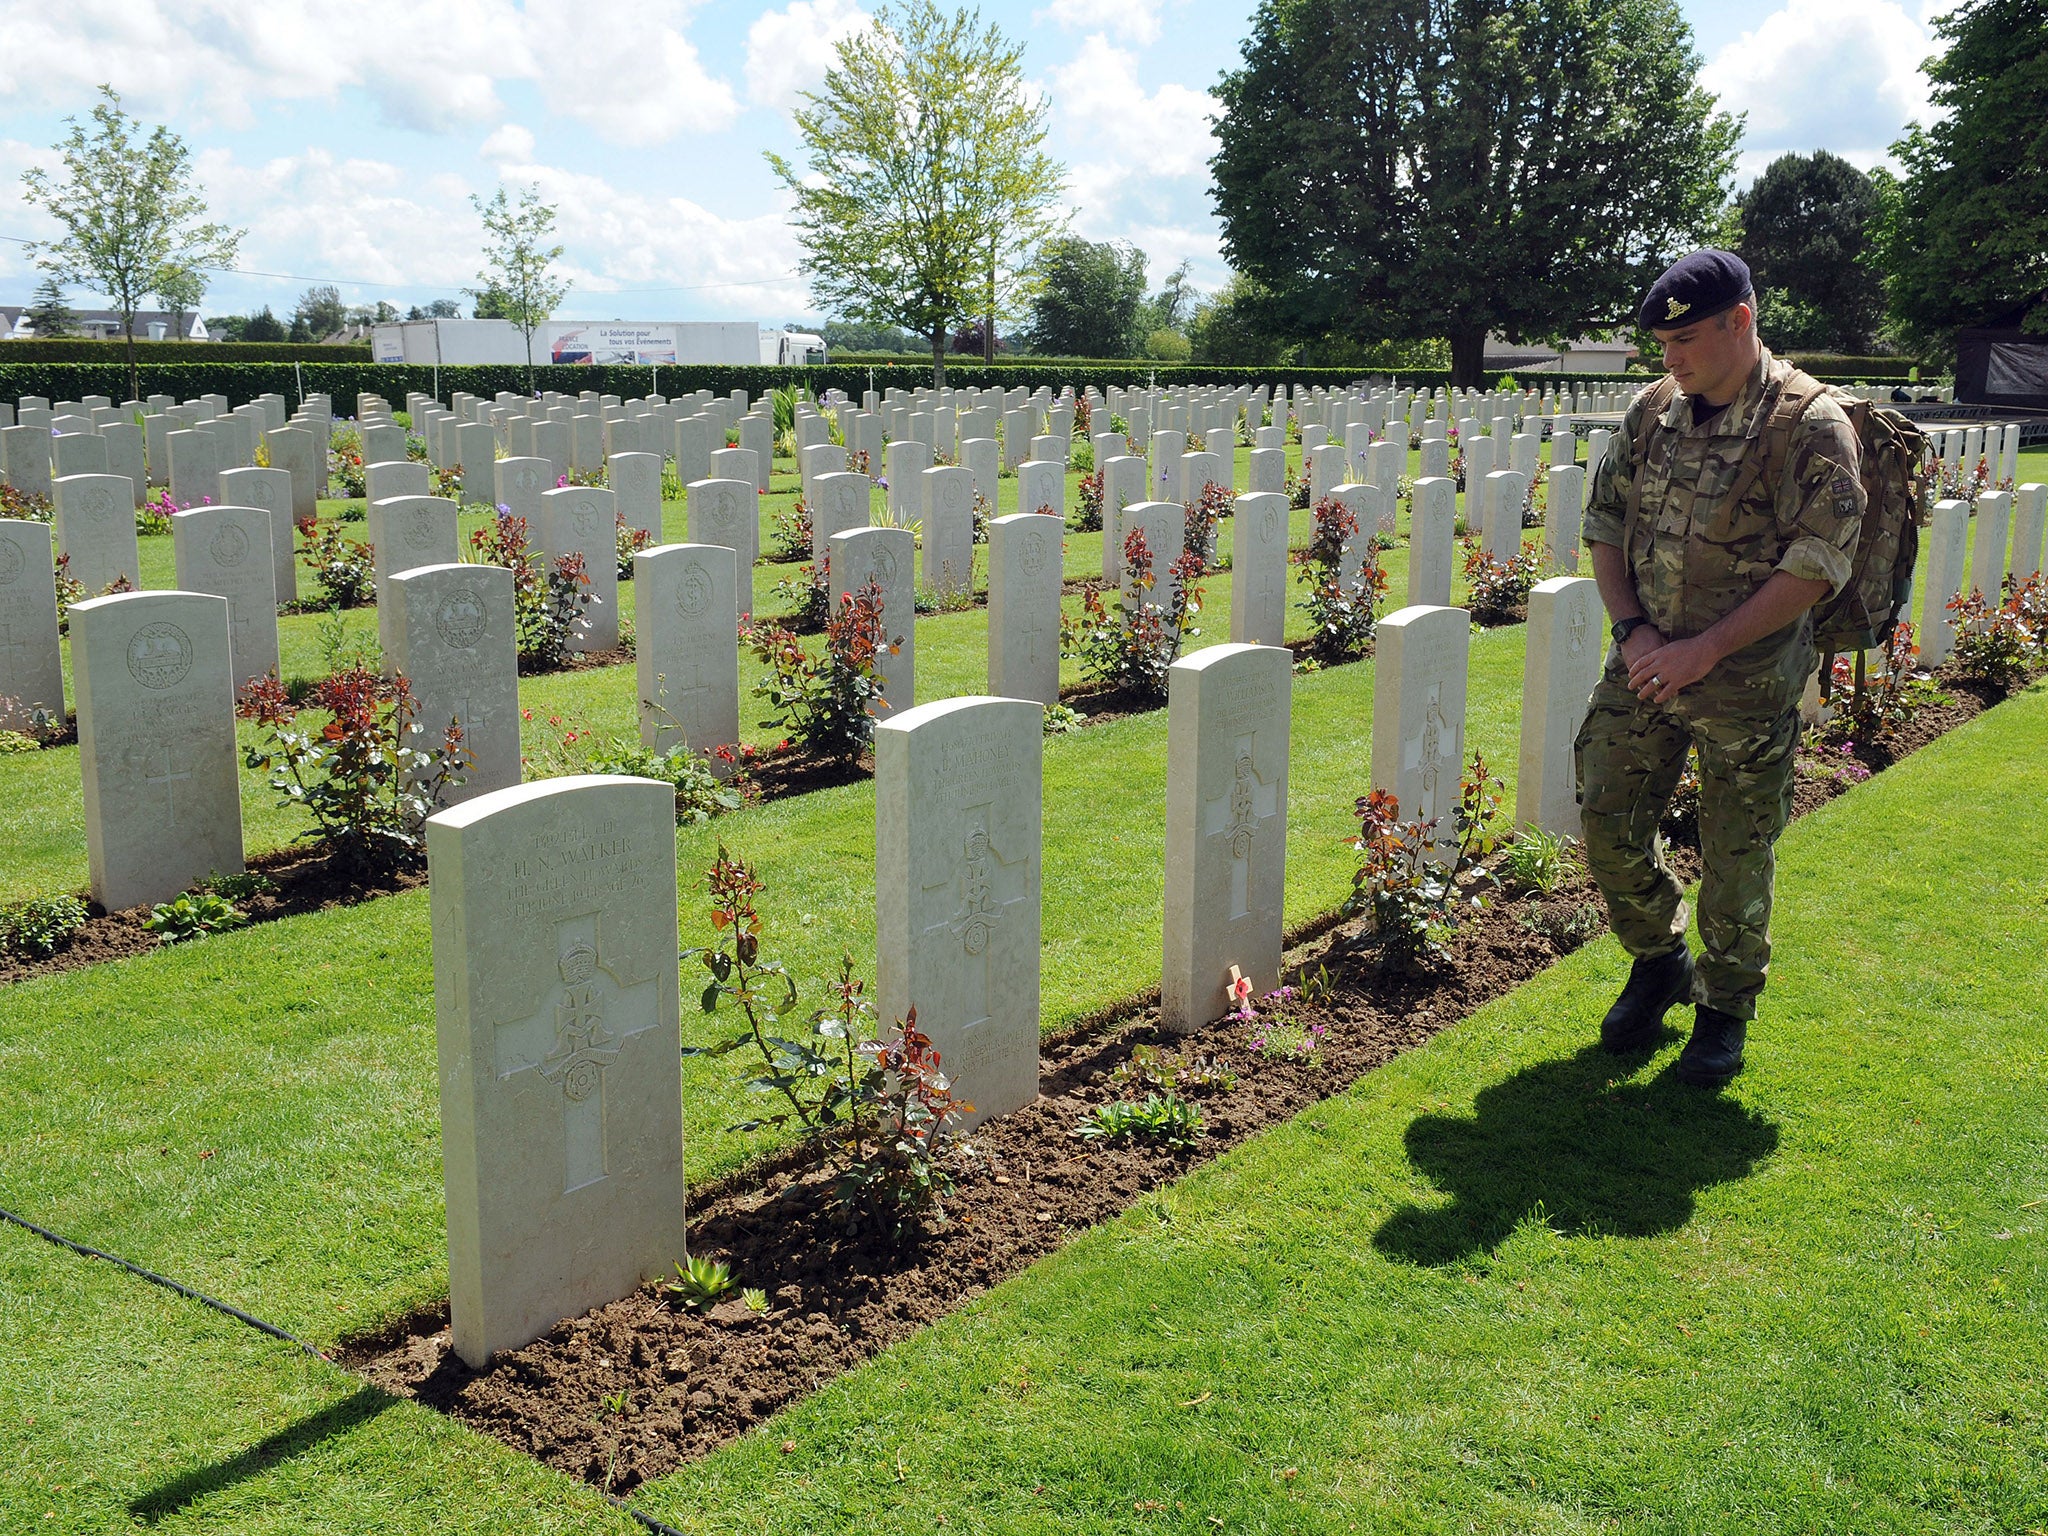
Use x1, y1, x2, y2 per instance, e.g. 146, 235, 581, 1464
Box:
1868, 0, 2048, 355
1026, 238, 1147, 356
152, 265, 206, 342
465, 185, 568, 390
293, 284, 348, 339
18, 85, 243, 395
243, 306, 287, 342
1735, 151, 1884, 353
768, 1, 1067, 384
1211, 0, 1737, 385
23, 276, 79, 339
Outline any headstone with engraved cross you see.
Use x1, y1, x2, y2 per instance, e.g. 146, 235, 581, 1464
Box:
218, 466, 299, 604
388, 562, 521, 803
1517, 576, 1604, 837
171, 505, 279, 695
634, 542, 740, 773
610, 451, 663, 546
685, 477, 760, 579
987, 512, 1062, 706
877, 696, 1042, 1124
427, 774, 685, 1368
1371, 604, 1473, 863
1161, 643, 1291, 1032
72, 589, 244, 911
0, 519, 65, 731
810, 471, 871, 573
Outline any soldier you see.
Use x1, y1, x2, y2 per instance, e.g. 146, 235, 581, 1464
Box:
1575, 250, 1865, 1086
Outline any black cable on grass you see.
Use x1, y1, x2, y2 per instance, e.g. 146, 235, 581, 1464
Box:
1, 1202, 330, 1361
2, 1202, 695, 1536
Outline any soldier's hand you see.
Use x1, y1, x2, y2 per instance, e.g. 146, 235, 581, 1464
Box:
1618, 624, 1666, 673
1627, 635, 1718, 704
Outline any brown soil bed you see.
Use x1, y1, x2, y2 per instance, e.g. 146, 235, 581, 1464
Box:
0, 844, 428, 987
340, 663, 2026, 1492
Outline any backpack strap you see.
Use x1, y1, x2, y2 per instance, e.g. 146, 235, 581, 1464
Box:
1724, 369, 1829, 515
1622, 375, 1680, 552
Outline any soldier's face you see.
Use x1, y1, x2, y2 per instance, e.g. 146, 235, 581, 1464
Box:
1656, 305, 1756, 404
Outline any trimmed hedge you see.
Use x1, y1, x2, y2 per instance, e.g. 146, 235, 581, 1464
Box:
0, 339, 372, 364
1782, 354, 1920, 379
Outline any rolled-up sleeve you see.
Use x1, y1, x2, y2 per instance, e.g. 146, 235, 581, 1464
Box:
1780, 413, 1863, 595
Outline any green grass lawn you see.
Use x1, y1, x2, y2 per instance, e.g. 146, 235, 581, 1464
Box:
3, 670, 2042, 1532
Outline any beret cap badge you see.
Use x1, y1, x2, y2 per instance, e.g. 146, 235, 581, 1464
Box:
1664, 297, 1690, 320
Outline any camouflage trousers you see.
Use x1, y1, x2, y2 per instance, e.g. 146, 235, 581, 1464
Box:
1572, 672, 1800, 1021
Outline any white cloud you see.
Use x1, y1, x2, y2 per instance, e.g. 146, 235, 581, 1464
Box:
1038, 0, 1163, 48
744, 0, 871, 112
1045, 36, 1214, 179
0, 0, 736, 143
480, 122, 537, 162
1701, 0, 1934, 171
522, 0, 739, 142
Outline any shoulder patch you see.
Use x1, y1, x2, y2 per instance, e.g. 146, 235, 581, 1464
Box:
1831, 471, 1859, 514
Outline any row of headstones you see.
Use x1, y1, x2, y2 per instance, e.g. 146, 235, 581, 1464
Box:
426, 559, 1621, 1364
1929, 423, 2027, 483
0, 392, 331, 523
1919, 487, 2048, 668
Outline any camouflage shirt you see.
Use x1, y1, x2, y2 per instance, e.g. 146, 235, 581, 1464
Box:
1582, 348, 1865, 715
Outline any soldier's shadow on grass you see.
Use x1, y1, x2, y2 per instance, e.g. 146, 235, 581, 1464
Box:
1373, 1041, 1780, 1266
128, 1385, 395, 1524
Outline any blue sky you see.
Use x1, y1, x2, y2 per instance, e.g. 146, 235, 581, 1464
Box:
0, 0, 1947, 327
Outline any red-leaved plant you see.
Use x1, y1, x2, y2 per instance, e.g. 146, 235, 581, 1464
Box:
744, 576, 898, 763
239, 666, 468, 873
1295, 494, 1389, 662
1061, 527, 1203, 701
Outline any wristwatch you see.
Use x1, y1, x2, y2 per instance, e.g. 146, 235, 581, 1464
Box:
1611, 615, 1650, 644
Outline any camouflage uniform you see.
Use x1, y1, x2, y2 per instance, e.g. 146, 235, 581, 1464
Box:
1575, 348, 1865, 1020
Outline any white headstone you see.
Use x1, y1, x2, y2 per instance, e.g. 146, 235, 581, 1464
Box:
1118, 500, 1185, 613
1, 425, 54, 501
1546, 463, 1585, 573
1099, 456, 1147, 581
986, 512, 1062, 706
875, 696, 1042, 1123
885, 439, 932, 525
218, 466, 299, 604
427, 774, 686, 1369
920, 465, 976, 600
167, 428, 220, 509
810, 472, 872, 571
1917, 499, 1971, 667
267, 425, 321, 528
1160, 642, 1290, 1032
2010, 483, 2046, 584
1230, 492, 1290, 648
1481, 470, 1528, 563
171, 505, 279, 693
1463, 434, 1496, 536
1371, 603, 1472, 858
0, 519, 65, 730
829, 525, 914, 715
684, 478, 760, 578
634, 542, 740, 770
538, 486, 622, 652
1970, 491, 2012, 605
1516, 576, 1603, 837
673, 417, 713, 488
495, 456, 552, 525
387, 562, 521, 803
73, 589, 244, 910
1016, 459, 1065, 524
610, 451, 663, 544
1408, 478, 1458, 610
54, 473, 142, 594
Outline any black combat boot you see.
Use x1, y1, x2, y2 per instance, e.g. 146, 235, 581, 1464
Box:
1600, 947, 1695, 1053
1674, 1005, 1747, 1086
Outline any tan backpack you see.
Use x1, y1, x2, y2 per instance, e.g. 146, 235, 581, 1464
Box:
1626, 369, 1932, 669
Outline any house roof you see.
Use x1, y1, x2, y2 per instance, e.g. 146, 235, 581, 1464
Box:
0, 306, 209, 339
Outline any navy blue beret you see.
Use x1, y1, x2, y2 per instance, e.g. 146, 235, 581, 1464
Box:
1639, 249, 1753, 331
